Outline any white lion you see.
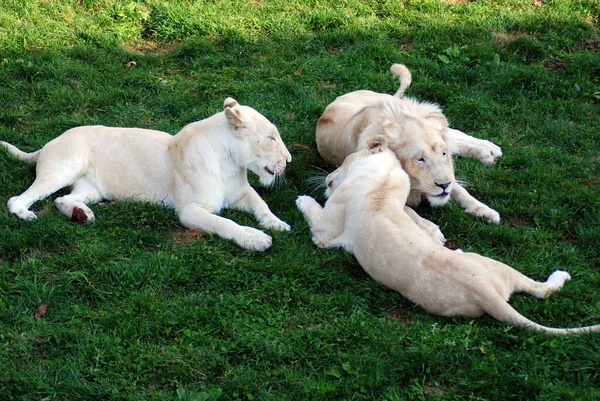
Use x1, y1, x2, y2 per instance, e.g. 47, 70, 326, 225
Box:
297, 133, 600, 334
2, 98, 291, 251
316, 64, 502, 229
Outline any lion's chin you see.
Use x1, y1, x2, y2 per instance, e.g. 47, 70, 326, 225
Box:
426, 193, 451, 207
258, 172, 277, 187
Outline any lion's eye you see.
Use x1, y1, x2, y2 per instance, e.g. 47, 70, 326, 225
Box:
442, 152, 447, 157
418, 157, 426, 163
269, 136, 277, 143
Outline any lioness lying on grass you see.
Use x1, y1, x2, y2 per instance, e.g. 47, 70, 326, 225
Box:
297, 132, 600, 334
316, 64, 502, 230
1, 98, 291, 251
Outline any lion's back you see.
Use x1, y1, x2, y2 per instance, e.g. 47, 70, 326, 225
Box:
316, 90, 395, 165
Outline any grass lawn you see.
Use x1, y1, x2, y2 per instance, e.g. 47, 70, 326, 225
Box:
0, 0, 599, 399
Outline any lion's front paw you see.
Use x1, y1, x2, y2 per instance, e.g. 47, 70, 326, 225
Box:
237, 226, 273, 251
483, 208, 501, 224
469, 204, 500, 224
296, 195, 317, 214
472, 140, 502, 166
259, 213, 291, 231
419, 220, 446, 245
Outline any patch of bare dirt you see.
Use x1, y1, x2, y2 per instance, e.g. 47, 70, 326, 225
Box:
491, 32, 535, 45
171, 229, 204, 245
424, 385, 447, 398
399, 42, 413, 52
124, 41, 180, 55
386, 310, 413, 324
288, 143, 316, 152
544, 58, 566, 71
444, 239, 460, 251
585, 38, 599, 53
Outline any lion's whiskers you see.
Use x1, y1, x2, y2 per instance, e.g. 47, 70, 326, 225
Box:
454, 178, 471, 189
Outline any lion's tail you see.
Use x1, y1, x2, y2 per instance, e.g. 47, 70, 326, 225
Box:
390, 64, 412, 98
0, 141, 40, 163
483, 292, 600, 335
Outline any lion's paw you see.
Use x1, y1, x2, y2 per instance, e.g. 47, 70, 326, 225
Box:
296, 195, 318, 214
472, 206, 500, 224
238, 226, 273, 251
473, 140, 502, 166
543, 270, 571, 298
312, 236, 328, 248
8, 197, 37, 220
70, 206, 95, 223
259, 213, 290, 231
419, 220, 446, 245
484, 209, 501, 224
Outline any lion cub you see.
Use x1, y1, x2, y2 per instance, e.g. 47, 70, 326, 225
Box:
297, 132, 599, 334
2, 98, 291, 251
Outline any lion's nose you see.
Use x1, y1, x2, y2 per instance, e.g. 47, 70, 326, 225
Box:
435, 182, 451, 190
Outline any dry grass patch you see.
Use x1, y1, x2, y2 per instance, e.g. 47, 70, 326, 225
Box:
386, 310, 413, 324
544, 58, 566, 71
491, 32, 536, 45
124, 40, 180, 55
170, 229, 204, 245
585, 38, 599, 53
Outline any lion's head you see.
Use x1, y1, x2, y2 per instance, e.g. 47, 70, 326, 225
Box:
325, 135, 394, 198
358, 105, 455, 207
223, 98, 292, 186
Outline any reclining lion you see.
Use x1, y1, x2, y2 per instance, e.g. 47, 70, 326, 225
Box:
316, 64, 501, 227
2, 98, 291, 251
297, 132, 599, 334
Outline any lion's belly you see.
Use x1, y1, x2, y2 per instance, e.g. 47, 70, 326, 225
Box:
83, 127, 175, 205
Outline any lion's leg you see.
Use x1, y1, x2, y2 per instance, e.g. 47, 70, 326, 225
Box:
296, 195, 346, 249
446, 128, 502, 166
54, 180, 103, 223
450, 184, 500, 224
404, 206, 446, 245
179, 202, 272, 251
8, 160, 85, 220
512, 270, 572, 299
233, 187, 290, 231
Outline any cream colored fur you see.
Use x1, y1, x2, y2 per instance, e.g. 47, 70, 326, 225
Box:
297, 135, 600, 335
2, 98, 291, 251
316, 63, 501, 226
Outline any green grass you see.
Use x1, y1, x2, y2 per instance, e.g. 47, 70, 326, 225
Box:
0, 0, 599, 399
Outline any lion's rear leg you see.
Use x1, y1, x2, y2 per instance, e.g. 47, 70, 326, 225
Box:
54, 180, 103, 223
8, 161, 86, 220
513, 270, 572, 299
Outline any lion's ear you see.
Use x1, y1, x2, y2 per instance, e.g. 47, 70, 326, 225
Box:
223, 97, 239, 109
382, 119, 401, 137
381, 119, 403, 149
426, 112, 449, 132
225, 107, 245, 134
365, 134, 388, 153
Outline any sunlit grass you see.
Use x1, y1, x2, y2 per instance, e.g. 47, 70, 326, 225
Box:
0, 0, 599, 400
